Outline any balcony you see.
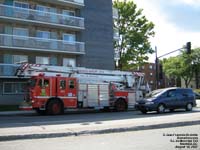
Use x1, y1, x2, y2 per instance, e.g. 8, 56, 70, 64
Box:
40, 0, 84, 8
37, 0, 84, 8
0, 64, 20, 77
0, 34, 85, 55
0, 4, 84, 30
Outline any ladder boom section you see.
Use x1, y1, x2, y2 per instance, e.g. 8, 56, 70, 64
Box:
16, 63, 145, 88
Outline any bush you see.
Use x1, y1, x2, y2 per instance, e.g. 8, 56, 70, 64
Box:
194, 89, 200, 93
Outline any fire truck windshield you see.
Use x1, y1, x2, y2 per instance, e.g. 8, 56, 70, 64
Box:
28, 79, 37, 87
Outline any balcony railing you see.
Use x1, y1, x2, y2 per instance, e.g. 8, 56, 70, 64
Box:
0, 4, 84, 30
0, 64, 20, 77
43, 0, 84, 7
61, 0, 84, 5
0, 34, 85, 54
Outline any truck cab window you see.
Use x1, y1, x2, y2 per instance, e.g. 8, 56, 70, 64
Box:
39, 79, 49, 88
28, 79, 37, 87
69, 80, 75, 89
60, 80, 66, 90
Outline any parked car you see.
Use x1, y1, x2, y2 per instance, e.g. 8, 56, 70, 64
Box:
135, 87, 196, 114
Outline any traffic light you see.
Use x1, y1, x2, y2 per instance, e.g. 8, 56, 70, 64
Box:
186, 42, 191, 54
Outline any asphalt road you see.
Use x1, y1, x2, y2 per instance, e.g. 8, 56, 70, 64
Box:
0, 125, 199, 150
0, 100, 199, 128
0, 107, 200, 129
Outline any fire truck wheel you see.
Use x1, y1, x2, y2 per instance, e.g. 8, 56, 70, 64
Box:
35, 109, 46, 115
46, 99, 64, 115
115, 99, 127, 112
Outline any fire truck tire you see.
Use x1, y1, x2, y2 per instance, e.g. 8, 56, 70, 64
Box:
115, 99, 127, 112
46, 99, 64, 115
35, 109, 46, 115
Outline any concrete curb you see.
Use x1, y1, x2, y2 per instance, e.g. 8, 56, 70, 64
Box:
0, 120, 199, 142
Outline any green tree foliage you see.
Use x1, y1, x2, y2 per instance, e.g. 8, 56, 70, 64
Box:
113, 0, 155, 70
191, 48, 200, 88
191, 48, 200, 67
163, 48, 200, 88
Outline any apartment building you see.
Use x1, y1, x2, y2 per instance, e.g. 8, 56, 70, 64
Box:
138, 63, 157, 90
137, 63, 177, 91
0, 0, 115, 105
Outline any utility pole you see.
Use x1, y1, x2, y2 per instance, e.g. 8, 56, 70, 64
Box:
155, 46, 159, 89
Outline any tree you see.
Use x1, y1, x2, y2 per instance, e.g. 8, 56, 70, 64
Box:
179, 53, 193, 88
113, 0, 155, 70
191, 48, 200, 88
162, 57, 182, 86
163, 51, 195, 88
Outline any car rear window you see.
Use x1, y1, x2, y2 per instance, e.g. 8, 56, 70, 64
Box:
177, 89, 194, 96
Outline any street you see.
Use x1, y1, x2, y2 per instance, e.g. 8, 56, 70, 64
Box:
0, 107, 200, 129
0, 124, 199, 150
0, 106, 199, 139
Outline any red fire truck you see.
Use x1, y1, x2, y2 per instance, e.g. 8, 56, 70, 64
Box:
16, 63, 148, 115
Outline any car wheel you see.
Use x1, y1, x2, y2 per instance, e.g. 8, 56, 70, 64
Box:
186, 103, 193, 111
157, 104, 165, 113
170, 109, 174, 112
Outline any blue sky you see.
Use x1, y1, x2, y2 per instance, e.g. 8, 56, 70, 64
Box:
157, 0, 200, 32
133, 0, 200, 62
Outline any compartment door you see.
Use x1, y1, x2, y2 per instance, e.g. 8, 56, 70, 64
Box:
57, 77, 77, 108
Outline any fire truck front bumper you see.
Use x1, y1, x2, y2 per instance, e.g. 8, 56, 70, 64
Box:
19, 101, 33, 111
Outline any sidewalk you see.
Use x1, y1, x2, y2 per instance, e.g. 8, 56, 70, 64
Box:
0, 110, 200, 142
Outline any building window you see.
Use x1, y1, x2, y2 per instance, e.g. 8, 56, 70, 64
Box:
63, 58, 76, 67
36, 56, 49, 64
150, 81, 154, 84
3, 82, 26, 94
36, 31, 50, 40
12, 55, 28, 64
14, 1, 29, 9
36, 5, 50, 16
141, 66, 145, 70
13, 27, 29, 38
63, 33, 75, 42
14, 1, 29, 14
62, 10, 75, 16
149, 65, 153, 69
150, 72, 153, 76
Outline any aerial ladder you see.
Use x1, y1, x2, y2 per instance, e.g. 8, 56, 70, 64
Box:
16, 63, 145, 89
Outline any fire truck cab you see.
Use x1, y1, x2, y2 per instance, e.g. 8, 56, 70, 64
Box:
27, 74, 78, 115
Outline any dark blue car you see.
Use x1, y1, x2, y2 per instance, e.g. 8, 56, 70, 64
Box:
135, 87, 196, 114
